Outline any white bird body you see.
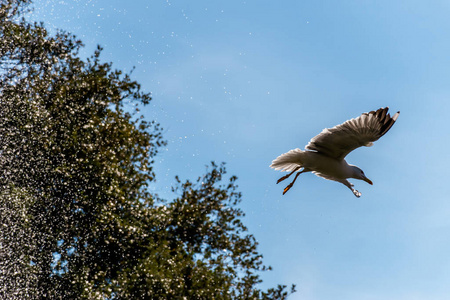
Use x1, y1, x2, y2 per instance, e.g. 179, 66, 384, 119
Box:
273, 150, 350, 177
271, 107, 399, 197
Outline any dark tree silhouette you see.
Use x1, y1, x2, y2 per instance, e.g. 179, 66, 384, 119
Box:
0, 1, 295, 299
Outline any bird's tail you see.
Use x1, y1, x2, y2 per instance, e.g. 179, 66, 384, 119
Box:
270, 148, 305, 172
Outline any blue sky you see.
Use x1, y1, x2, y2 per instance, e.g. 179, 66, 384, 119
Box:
31, 1, 450, 299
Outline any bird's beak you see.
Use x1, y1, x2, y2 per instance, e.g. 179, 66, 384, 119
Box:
363, 176, 373, 185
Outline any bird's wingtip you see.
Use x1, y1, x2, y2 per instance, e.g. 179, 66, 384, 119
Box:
392, 111, 400, 121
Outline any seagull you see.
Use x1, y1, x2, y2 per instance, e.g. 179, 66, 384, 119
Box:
270, 107, 400, 197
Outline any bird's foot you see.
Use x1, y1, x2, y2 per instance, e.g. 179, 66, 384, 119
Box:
283, 183, 294, 195
352, 189, 361, 198
277, 174, 291, 184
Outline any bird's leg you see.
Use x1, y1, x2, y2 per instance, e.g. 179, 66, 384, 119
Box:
283, 170, 304, 195
277, 166, 302, 184
340, 179, 361, 198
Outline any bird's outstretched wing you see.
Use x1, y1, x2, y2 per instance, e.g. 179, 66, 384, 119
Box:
305, 107, 400, 160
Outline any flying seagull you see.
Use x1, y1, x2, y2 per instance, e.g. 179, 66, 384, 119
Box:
270, 107, 400, 197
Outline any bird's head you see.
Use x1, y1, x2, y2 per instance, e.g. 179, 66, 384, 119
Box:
350, 166, 373, 185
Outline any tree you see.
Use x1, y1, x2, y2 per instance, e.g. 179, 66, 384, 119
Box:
0, 0, 295, 298
0, 187, 39, 299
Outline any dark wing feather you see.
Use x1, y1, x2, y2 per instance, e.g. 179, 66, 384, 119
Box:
305, 107, 400, 160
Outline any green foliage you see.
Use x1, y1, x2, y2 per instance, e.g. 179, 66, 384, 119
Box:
0, 0, 295, 299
